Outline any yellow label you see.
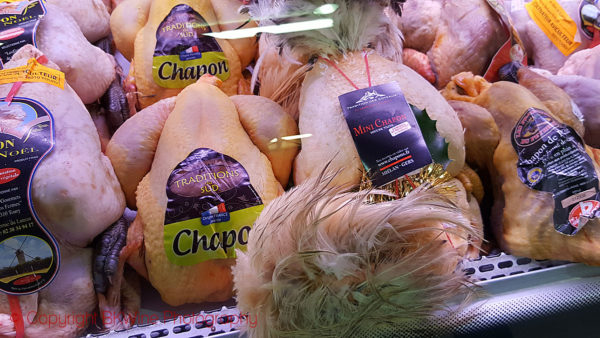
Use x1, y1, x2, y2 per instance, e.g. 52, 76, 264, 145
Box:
526, 0, 581, 56
0, 58, 65, 89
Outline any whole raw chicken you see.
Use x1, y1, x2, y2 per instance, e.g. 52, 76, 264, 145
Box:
0, 45, 125, 337
246, 0, 464, 186
443, 70, 600, 264
110, 0, 258, 109
397, 0, 505, 88
105, 75, 298, 306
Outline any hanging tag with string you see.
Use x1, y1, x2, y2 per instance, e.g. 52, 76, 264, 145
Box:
322, 51, 453, 201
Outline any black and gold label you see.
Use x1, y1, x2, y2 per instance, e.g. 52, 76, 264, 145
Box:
0, 97, 59, 294
152, 4, 230, 89
512, 108, 600, 235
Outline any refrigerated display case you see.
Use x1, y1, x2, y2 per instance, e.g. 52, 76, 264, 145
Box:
87, 256, 600, 337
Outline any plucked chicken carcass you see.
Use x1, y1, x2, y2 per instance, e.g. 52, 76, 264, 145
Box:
111, 0, 258, 109
106, 75, 298, 306
0, 45, 125, 337
443, 69, 600, 264
37, 3, 116, 104
397, 0, 505, 88
233, 169, 481, 337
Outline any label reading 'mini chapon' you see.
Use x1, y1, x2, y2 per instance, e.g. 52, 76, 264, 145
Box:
152, 4, 230, 89
339, 82, 433, 187
512, 108, 600, 235
164, 148, 263, 266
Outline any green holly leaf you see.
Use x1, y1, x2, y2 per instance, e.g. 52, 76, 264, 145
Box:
410, 105, 451, 169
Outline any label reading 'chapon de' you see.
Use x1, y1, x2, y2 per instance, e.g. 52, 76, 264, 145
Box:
152, 4, 230, 89
339, 82, 433, 187
163, 148, 263, 266
0, 97, 59, 295
0, 0, 46, 67
512, 108, 600, 235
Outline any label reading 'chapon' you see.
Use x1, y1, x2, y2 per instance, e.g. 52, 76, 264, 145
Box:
512, 108, 600, 235
164, 148, 263, 266
339, 82, 433, 187
0, 0, 46, 67
0, 97, 59, 294
152, 4, 230, 89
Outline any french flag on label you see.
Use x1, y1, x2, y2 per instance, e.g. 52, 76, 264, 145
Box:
201, 203, 230, 225
179, 46, 203, 61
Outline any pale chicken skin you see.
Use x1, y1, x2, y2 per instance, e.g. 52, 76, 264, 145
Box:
45, 0, 111, 43
0, 46, 125, 337
398, 0, 505, 88
37, 3, 116, 104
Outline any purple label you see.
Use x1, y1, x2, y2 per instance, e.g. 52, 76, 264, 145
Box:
339, 82, 432, 187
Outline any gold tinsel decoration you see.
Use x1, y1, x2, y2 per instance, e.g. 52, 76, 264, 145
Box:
361, 163, 454, 203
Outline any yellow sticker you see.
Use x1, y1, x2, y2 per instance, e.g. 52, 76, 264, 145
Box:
0, 58, 65, 89
526, 0, 581, 56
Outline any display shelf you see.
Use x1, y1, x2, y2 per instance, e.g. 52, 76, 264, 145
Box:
87, 255, 600, 337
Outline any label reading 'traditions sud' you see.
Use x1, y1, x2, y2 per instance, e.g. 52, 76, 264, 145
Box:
526, 0, 581, 56
0, 0, 46, 67
152, 4, 230, 89
339, 82, 433, 188
164, 148, 263, 266
0, 97, 59, 294
512, 108, 600, 235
